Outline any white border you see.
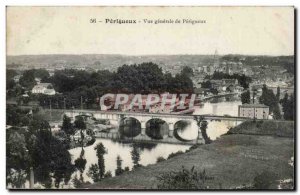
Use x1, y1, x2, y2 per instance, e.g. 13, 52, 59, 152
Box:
1, 1, 298, 195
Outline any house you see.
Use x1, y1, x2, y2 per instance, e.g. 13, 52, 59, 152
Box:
238, 104, 269, 119
31, 83, 55, 95
211, 79, 239, 93
13, 75, 22, 83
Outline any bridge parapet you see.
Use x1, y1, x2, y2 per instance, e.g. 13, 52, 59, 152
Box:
62, 110, 248, 145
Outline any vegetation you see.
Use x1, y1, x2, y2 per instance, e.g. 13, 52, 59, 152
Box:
194, 116, 211, 144
227, 120, 294, 138
167, 151, 184, 159
253, 171, 278, 189
6, 109, 75, 189
95, 143, 107, 178
74, 149, 87, 183
157, 167, 212, 189
115, 155, 124, 176
181, 66, 194, 77
61, 115, 75, 136
259, 85, 281, 119
131, 144, 141, 168
280, 93, 294, 120
241, 90, 251, 104
156, 156, 166, 163
206, 71, 252, 89
7, 63, 194, 110
88, 143, 107, 182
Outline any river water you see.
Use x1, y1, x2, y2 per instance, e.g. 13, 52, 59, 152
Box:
69, 95, 242, 183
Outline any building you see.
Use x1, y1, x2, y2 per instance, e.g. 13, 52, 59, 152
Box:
31, 83, 56, 95
238, 104, 269, 119
211, 79, 239, 93
13, 75, 21, 83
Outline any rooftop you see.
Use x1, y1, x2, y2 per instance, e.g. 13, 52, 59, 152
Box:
239, 104, 269, 108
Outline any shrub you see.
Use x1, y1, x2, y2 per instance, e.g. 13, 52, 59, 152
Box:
157, 166, 213, 189
167, 151, 184, 159
156, 156, 166, 163
253, 171, 277, 189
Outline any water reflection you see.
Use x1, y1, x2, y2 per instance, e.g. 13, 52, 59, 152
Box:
194, 95, 241, 116
194, 95, 242, 139
69, 138, 191, 183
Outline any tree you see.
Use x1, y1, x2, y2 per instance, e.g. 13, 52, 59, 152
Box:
131, 144, 141, 168
87, 143, 107, 182
281, 93, 294, 120
74, 149, 87, 183
19, 70, 36, 89
95, 143, 107, 178
61, 115, 75, 136
259, 85, 279, 114
87, 164, 101, 182
115, 155, 124, 176
181, 66, 194, 77
276, 86, 281, 101
6, 131, 30, 188
74, 116, 86, 130
34, 69, 50, 81
272, 104, 282, 120
74, 116, 86, 150
241, 90, 251, 104
194, 116, 211, 144
104, 171, 112, 178
32, 128, 75, 188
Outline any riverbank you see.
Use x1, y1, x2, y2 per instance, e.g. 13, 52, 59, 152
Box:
85, 122, 294, 189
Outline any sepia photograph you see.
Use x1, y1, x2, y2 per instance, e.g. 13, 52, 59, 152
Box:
5, 6, 295, 190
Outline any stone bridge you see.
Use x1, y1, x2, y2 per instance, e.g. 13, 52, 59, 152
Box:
64, 110, 248, 145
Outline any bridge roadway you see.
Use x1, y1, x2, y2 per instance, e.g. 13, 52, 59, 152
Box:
62, 109, 251, 145
64, 109, 250, 122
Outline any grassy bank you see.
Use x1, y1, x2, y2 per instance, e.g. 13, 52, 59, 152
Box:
85, 133, 294, 189
227, 120, 294, 138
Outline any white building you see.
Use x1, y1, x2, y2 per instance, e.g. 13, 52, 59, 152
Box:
31, 83, 56, 95
238, 104, 269, 119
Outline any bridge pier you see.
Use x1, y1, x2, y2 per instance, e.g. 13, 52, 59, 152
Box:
168, 122, 174, 137
141, 121, 146, 136
196, 130, 204, 144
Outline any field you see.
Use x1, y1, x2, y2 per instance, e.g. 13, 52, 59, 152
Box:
85, 132, 294, 189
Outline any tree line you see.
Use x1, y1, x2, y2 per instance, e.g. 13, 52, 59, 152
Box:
7, 63, 194, 109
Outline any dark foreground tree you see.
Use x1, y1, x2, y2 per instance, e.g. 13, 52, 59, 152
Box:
32, 128, 75, 188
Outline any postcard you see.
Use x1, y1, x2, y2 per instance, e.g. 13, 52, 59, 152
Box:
6, 6, 295, 190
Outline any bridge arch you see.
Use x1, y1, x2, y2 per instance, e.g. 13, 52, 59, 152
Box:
119, 117, 141, 138
145, 118, 169, 140
173, 120, 198, 142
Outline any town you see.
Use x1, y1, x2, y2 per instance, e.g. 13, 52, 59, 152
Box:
6, 53, 295, 190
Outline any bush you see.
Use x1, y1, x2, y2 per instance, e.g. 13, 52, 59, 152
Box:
156, 156, 166, 163
253, 171, 278, 189
167, 151, 184, 159
157, 166, 213, 189
228, 120, 294, 138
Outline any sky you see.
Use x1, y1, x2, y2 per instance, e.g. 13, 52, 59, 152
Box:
6, 6, 294, 56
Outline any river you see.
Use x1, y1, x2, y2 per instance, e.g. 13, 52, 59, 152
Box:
69, 138, 191, 183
